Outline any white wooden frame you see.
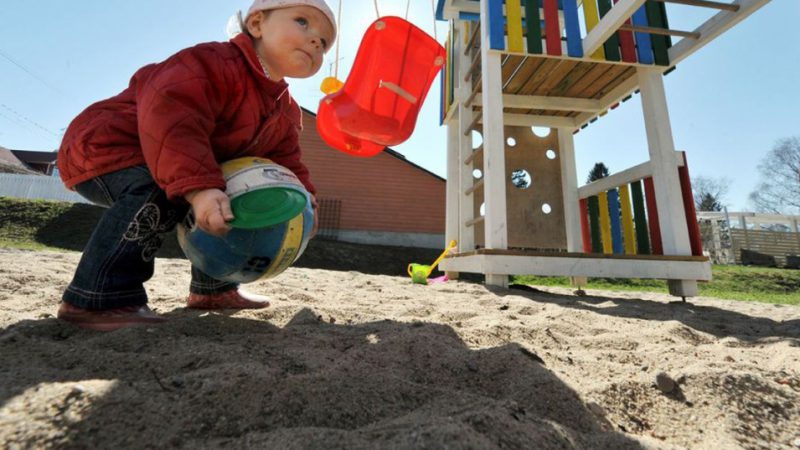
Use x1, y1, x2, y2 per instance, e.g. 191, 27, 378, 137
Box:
443, 253, 712, 281
438, 0, 770, 297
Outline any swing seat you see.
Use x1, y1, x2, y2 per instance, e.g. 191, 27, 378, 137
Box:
317, 16, 446, 157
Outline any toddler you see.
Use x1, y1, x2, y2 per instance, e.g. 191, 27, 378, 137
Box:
56, 0, 336, 331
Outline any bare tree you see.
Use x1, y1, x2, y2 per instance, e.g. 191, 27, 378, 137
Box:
691, 176, 730, 211
748, 137, 800, 215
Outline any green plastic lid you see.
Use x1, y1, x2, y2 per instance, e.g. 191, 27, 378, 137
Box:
229, 187, 307, 229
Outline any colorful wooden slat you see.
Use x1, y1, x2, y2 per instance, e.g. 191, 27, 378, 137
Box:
631, 6, 654, 64
524, 0, 543, 54
645, 0, 669, 66
587, 196, 603, 253
444, 34, 451, 117
598, 192, 613, 254
657, 1, 673, 48
596, 0, 621, 61
488, 0, 506, 50
562, 0, 584, 57
543, 0, 562, 56
643, 177, 664, 255
613, 0, 638, 63
607, 188, 624, 254
582, 0, 606, 60
630, 180, 651, 254
506, 0, 525, 53
580, 198, 592, 253
439, 65, 446, 124
678, 154, 704, 256
448, 31, 455, 110
618, 184, 637, 254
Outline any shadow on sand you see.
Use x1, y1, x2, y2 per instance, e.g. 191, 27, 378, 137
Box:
503, 284, 800, 343
1, 308, 643, 449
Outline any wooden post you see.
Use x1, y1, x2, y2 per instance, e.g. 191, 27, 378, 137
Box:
559, 129, 587, 287
480, 0, 509, 288
740, 214, 750, 249
637, 67, 696, 297
455, 20, 477, 278
445, 23, 461, 253
445, 110, 460, 278
710, 219, 722, 263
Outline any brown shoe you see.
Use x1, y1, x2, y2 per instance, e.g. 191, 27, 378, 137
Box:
57, 302, 166, 332
186, 290, 270, 310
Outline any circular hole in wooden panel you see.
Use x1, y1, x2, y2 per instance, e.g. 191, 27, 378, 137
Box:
511, 169, 531, 189
472, 130, 483, 150
480, 203, 486, 216
473, 169, 483, 179
546, 149, 557, 160
542, 203, 552, 214
506, 137, 517, 147
531, 127, 551, 138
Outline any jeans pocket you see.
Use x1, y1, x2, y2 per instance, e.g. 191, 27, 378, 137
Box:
74, 177, 114, 207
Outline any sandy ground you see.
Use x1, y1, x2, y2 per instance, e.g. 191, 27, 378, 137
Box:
1, 248, 799, 449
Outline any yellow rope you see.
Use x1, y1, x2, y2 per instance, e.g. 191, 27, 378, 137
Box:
334, 0, 342, 79
431, 0, 438, 42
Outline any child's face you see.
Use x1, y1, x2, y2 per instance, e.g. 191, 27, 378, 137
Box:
247, 6, 334, 81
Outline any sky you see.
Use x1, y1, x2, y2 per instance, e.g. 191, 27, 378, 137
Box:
0, 0, 797, 211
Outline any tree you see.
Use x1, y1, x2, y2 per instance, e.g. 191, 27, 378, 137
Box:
691, 176, 730, 212
586, 162, 610, 183
748, 136, 800, 215
511, 169, 530, 189
697, 193, 722, 212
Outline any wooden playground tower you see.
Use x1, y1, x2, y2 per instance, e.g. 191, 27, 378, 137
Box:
436, 0, 770, 297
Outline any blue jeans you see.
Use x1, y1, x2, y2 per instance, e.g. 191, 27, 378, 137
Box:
63, 165, 237, 310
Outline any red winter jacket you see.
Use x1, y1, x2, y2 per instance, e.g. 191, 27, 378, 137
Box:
58, 32, 315, 200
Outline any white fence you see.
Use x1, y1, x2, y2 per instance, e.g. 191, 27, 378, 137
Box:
0, 174, 88, 204
696, 211, 800, 266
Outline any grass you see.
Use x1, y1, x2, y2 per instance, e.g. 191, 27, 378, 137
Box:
0, 197, 185, 257
513, 264, 800, 305
2, 197, 799, 305
0, 197, 102, 251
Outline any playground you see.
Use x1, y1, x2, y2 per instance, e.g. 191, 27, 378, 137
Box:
1, 0, 799, 447
1, 248, 799, 448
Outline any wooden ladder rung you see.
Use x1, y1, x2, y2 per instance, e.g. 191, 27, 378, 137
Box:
465, 179, 484, 196
464, 146, 483, 165
464, 52, 481, 83
619, 24, 701, 40
464, 113, 481, 136
464, 83, 481, 108
653, 0, 740, 13
464, 21, 481, 56
465, 216, 485, 228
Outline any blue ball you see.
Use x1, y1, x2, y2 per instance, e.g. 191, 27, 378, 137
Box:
177, 157, 314, 283
177, 201, 314, 283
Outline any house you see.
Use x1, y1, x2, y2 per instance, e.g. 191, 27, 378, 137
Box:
0, 146, 37, 174
8, 149, 57, 175
2, 109, 447, 249
298, 108, 446, 249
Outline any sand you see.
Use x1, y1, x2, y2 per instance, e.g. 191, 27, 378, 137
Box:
1, 247, 799, 449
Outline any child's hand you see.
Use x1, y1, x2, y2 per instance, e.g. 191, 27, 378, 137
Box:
185, 189, 234, 236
